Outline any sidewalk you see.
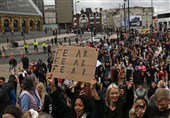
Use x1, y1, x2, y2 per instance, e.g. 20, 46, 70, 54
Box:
0, 33, 78, 58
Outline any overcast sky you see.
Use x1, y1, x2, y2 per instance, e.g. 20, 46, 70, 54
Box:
44, 0, 170, 14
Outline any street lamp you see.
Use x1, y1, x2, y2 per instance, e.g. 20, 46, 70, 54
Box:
75, 0, 80, 14
124, 0, 130, 30
151, 0, 154, 34
123, 1, 126, 33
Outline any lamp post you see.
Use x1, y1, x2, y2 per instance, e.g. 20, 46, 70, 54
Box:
75, 0, 80, 38
75, 0, 80, 15
127, 0, 130, 30
123, 1, 126, 33
151, 0, 153, 34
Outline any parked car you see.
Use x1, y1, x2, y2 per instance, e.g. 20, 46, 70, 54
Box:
88, 37, 101, 43
88, 34, 102, 42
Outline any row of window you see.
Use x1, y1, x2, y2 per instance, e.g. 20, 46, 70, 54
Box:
2, 19, 41, 32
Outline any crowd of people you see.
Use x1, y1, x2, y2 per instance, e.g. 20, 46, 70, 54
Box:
0, 29, 170, 118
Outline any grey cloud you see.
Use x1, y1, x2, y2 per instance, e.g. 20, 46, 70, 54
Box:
44, 0, 170, 13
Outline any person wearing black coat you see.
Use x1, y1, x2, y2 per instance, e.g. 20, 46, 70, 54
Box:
20, 55, 29, 70
48, 75, 96, 118
69, 95, 95, 118
0, 74, 16, 118
36, 82, 52, 114
145, 88, 170, 118
91, 78, 134, 118
147, 81, 157, 100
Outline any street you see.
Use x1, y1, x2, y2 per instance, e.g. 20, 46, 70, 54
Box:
0, 32, 99, 78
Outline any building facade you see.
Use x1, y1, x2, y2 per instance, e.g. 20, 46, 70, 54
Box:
32, 0, 45, 24
0, 0, 43, 33
73, 8, 102, 32
44, 5, 56, 24
55, 0, 73, 29
157, 12, 170, 31
101, 6, 153, 32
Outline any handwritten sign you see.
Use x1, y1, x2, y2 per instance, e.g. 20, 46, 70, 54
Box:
52, 46, 99, 83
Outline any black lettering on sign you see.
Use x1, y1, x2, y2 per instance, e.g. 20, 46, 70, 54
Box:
53, 65, 58, 72
63, 49, 68, 57
60, 66, 65, 73
56, 49, 62, 55
76, 50, 81, 57
81, 60, 85, 67
71, 67, 76, 74
82, 69, 86, 75
76, 50, 88, 58
54, 57, 60, 63
83, 50, 87, 57
73, 59, 78, 66
61, 58, 66, 65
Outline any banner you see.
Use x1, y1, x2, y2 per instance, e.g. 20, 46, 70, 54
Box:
52, 46, 99, 83
129, 16, 142, 27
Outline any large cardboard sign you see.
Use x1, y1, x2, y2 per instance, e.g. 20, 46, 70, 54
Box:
52, 46, 99, 83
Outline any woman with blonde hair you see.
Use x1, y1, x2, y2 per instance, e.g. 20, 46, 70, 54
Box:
91, 78, 134, 118
36, 82, 52, 114
129, 99, 147, 118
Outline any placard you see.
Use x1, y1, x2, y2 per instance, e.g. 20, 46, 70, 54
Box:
52, 46, 99, 83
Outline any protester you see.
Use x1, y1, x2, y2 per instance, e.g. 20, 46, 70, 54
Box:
91, 78, 134, 118
129, 99, 147, 118
0, 77, 17, 106
19, 76, 42, 112
22, 109, 53, 118
37, 59, 47, 86
47, 44, 52, 56
48, 76, 70, 118
69, 95, 95, 118
47, 56, 53, 72
9, 56, 17, 72
36, 82, 52, 114
147, 81, 157, 100
145, 88, 170, 118
0, 73, 16, 117
20, 54, 29, 70
135, 84, 147, 100
2, 105, 23, 118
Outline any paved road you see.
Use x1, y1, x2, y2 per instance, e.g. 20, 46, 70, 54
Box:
0, 32, 91, 57
0, 32, 92, 78
0, 33, 117, 78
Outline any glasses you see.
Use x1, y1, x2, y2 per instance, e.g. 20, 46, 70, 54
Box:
136, 105, 145, 109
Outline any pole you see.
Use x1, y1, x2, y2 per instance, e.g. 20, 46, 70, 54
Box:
151, 0, 153, 34
124, 2, 126, 33
75, 1, 77, 15
75, 1, 79, 15
128, 0, 130, 30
